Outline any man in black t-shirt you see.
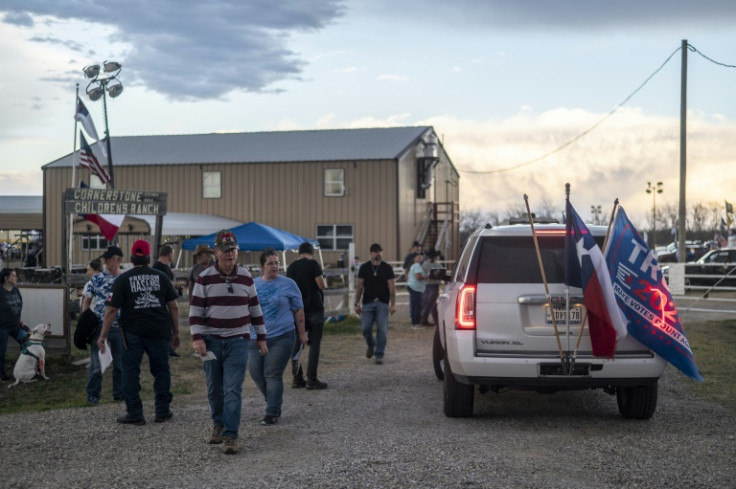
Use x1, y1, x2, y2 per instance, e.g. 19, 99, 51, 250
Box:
153, 244, 181, 357
98, 239, 180, 426
354, 243, 396, 364
287, 242, 327, 390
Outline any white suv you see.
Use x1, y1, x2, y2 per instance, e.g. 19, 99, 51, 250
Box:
434, 223, 666, 418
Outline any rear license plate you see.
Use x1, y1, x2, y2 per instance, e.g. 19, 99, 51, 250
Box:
545, 306, 582, 324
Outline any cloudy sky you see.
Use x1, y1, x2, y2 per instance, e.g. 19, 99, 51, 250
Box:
1, 0, 735, 224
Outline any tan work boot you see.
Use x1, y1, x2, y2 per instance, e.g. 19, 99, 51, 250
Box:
222, 436, 238, 454
209, 426, 224, 444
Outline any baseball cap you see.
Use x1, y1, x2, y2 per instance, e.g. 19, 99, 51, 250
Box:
369, 243, 383, 252
214, 229, 239, 252
101, 245, 123, 259
131, 239, 151, 257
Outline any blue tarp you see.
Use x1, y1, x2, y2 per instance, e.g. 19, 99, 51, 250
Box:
181, 221, 318, 251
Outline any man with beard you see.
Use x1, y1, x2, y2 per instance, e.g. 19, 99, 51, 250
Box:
353, 243, 396, 365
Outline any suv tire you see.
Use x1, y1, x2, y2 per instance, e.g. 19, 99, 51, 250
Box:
616, 384, 658, 419
443, 358, 474, 417
432, 326, 444, 380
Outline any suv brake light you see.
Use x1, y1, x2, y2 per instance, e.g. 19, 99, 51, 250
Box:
456, 284, 476, 330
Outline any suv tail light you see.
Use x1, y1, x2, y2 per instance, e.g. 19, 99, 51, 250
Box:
455, 284, 476, 330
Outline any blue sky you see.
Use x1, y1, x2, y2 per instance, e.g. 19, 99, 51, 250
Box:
1, 0, 735, 224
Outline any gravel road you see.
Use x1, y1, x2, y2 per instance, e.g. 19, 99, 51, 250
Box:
1, 306, 734, 489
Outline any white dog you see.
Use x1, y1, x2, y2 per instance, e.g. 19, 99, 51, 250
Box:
8, 323, 51, 388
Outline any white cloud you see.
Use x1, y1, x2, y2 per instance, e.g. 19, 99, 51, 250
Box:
0, 0, 345, 99
376, 74, 408, 82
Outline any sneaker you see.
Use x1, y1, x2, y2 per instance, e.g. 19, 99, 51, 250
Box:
209, 426, 224, 444
305, 379, 328, 390
411, 324, 422, 330
222, 436, 238, 454
260, 415, 278, 426
116, 414, 146, 426
292, 376, 306, 388
87, 396, 100, 405
375, 357, 384, 365
154, 410, 174, 423
366, 345, 374, 359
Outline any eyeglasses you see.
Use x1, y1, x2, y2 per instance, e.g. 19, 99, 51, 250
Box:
225, 277, 233, 294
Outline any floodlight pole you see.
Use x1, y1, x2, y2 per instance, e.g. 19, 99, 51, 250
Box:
677, 39, 687, 262
101, 86, 115, 189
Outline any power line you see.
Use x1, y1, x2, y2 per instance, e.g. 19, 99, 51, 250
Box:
460, 45, 683, 175
688, 43, 736, 69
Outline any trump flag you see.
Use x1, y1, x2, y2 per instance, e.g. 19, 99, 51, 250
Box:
603, 207, 703, 381
565, 202, 627, 357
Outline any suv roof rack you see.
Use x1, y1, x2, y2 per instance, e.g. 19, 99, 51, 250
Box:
504, 216, 560, 225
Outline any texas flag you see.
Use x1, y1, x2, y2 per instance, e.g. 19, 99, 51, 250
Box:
604, 206, 703, 381
75, 97, 107, 159
79, 181, 124, 241
565, 202, 627, 357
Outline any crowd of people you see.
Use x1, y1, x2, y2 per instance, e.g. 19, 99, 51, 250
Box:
1, 233, 444, 456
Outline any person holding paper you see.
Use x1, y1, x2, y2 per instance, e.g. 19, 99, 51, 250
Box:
249, 249, 307, 426
189, 230, 267, 455
83, 246, 124, 404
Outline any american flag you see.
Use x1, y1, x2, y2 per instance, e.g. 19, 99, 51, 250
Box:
79, 131, 110, 184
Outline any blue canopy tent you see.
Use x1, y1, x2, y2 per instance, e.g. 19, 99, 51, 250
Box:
181, 221, 320, 266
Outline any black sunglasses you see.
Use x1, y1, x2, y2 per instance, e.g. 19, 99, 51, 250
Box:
225, 277, 233, 294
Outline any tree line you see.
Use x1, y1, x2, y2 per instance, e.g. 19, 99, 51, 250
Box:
460, 200, 732, 246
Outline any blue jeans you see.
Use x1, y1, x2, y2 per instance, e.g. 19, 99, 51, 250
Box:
87, 327, 123, 401
121, 331, 172, 419
360, 301, 389, 358
407, 286, 423, 325
203, 335, 249, 439
291, 311, 324, 381
0, 326, 27, 374
249, 330, 295, 417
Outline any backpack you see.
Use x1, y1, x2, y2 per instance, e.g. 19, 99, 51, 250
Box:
74, 309, 100, 350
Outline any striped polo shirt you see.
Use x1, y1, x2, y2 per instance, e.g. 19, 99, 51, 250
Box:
189, 263, 266, 341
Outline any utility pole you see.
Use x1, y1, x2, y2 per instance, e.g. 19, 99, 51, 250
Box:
678, 39, 687, 263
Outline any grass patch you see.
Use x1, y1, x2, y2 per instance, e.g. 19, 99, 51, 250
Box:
683, 319, 736, 412
325, 314, 361, 335
0, 306, 204, 415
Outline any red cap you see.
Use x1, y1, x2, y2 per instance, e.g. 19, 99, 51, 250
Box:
131, 239, 151, 257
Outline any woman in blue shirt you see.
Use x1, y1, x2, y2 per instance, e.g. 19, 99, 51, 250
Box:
249, 249, 307, 425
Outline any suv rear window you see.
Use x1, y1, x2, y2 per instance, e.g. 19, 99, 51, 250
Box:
474, 235, 604, 284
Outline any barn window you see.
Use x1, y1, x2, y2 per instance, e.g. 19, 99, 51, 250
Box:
82, 235, 109, 251
317, 224, 353, 250
324, 169, 345, 197
203, 171, 221, 199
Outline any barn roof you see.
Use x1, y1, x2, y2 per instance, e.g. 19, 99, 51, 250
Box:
44, 126, 434, 168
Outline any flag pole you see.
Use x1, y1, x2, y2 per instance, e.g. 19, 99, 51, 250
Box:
571, 198, 619, 360
68, 85, 80, 273
524, 194, 566, 369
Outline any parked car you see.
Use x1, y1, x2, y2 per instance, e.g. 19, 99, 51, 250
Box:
433, 223, 666, 419
656, 241, 709, 263
683, 248, 736, 286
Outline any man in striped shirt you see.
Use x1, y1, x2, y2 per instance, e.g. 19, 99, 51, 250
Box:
190, 229, 268, 455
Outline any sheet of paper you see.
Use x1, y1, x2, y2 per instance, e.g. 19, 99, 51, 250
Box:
192, 351, 217, 361
99, 339, 113, 373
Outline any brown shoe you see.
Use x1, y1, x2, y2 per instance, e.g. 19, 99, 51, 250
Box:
209, 426, 224, 444
222, 436, 238, 454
